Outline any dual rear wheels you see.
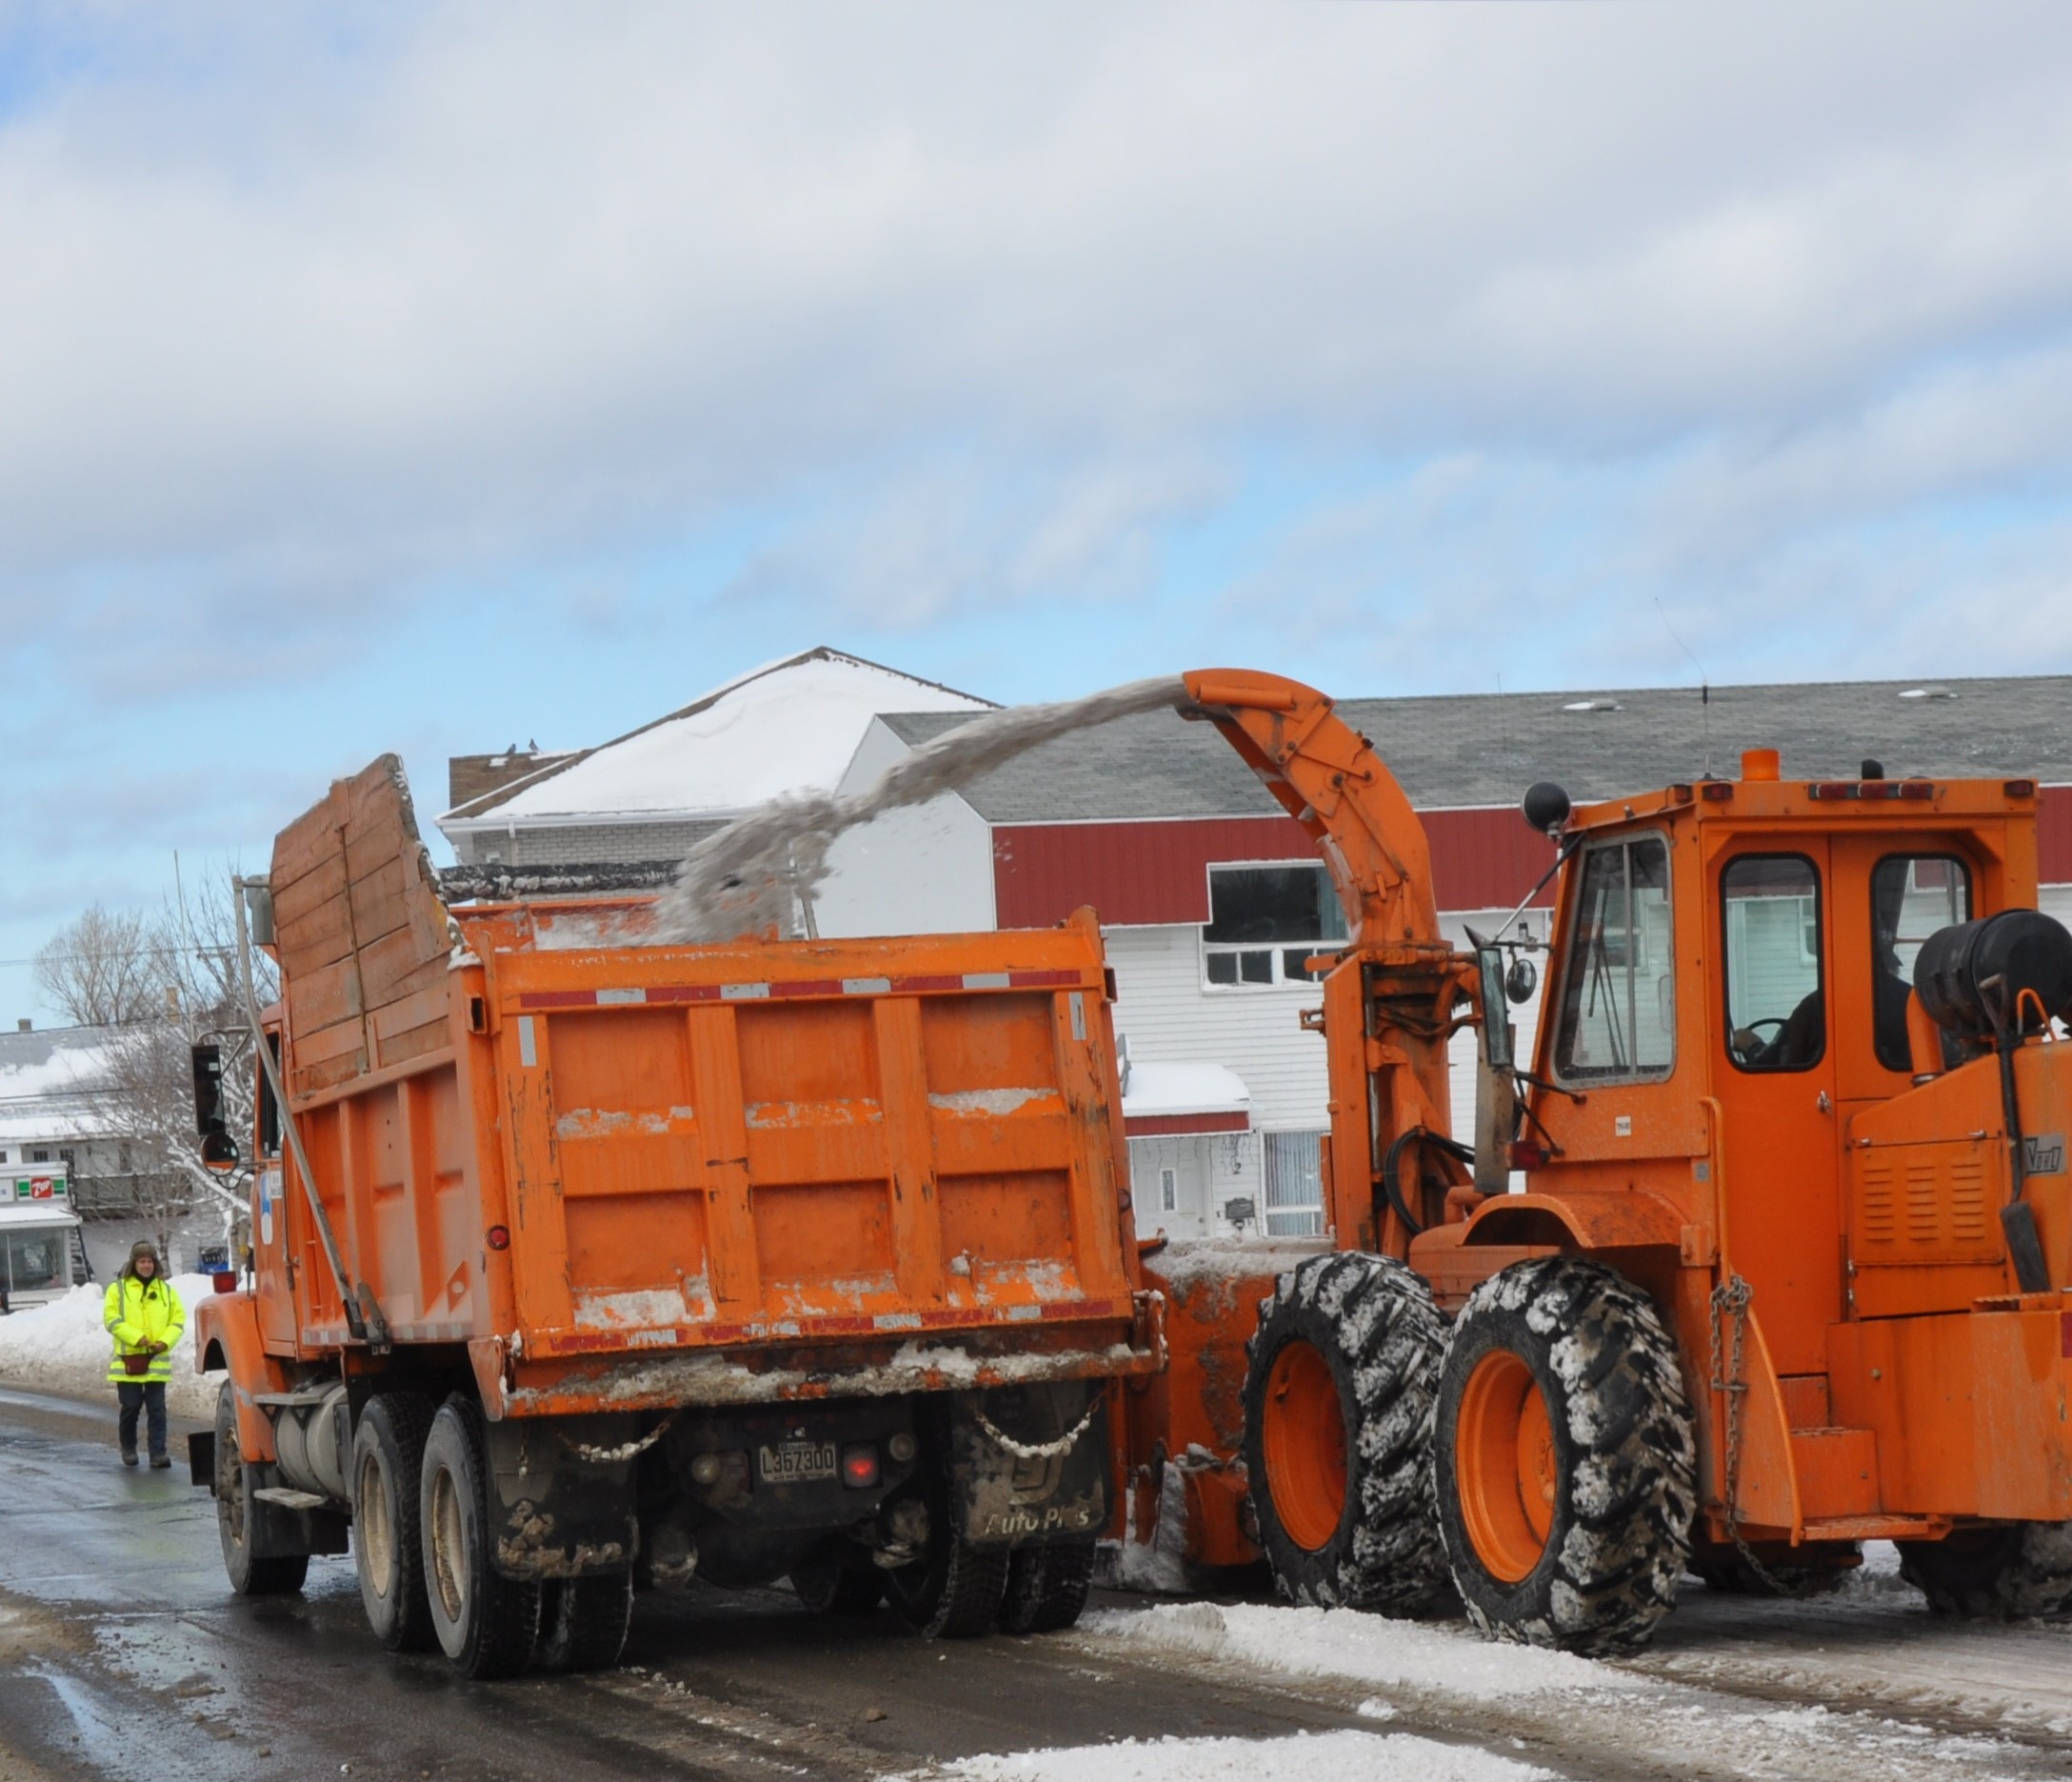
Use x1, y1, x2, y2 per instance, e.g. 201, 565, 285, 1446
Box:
1243, 1253, 1697, 1654
795, 1532, 1095, 1639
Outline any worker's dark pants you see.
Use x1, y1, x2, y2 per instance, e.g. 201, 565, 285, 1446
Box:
116, 1382, 168, 1460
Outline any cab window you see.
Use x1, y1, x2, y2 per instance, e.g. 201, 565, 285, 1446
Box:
1870, 855, 1971, 1071
1723, 854, 1823, 1071
1552, 836, 1675, 1083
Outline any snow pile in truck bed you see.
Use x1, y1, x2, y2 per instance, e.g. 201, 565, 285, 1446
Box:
898, 1729, 1549, 1782
0, 1273, 225, 1420
1078, 1601, 1641, 1699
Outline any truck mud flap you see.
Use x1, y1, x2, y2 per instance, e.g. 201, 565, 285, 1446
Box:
482, 1412, 641, 1582
948, 1383, 1108, 1549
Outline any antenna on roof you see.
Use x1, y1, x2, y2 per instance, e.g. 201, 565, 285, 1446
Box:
1654, 598, 1712, 778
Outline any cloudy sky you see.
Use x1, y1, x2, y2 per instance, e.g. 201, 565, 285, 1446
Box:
4, 2, 2071, 1018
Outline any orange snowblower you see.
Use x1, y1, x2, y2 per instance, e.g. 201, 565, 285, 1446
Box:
1126, 668, 2072, 1652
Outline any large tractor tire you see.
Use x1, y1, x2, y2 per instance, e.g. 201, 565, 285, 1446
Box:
1900, 1523, 2072, 1618
535, 1571, 635, 1672
213, 1383, 309, 1597
997, 1538, 1097, 1634
350, 1392, 438, 1652
1240, 1251, 1448, 1614
421, 1398, 543, 1679
1433, 1256, 1696, 1655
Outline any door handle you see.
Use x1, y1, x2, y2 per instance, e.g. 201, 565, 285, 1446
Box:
1816, 1091, 1832, 1113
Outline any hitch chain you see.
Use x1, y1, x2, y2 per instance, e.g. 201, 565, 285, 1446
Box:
973, 1397, 1100, 1461
1707, 1273, 1787, 1592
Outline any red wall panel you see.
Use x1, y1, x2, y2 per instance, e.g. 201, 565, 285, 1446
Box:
2041, 786, 2072, 889
992, 810, 1559, 930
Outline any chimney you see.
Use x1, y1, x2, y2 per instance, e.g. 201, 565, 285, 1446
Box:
15, 1019, 29, 1032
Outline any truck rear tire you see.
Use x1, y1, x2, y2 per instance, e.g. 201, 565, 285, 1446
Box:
998, 1539, 1097, 1634
1434, 1256, 1696, 1655
421, 1399, 542, 1679
351, 1392, 437, 1652
1901, 1522, 2072, 1618
535, 1571, 635, 1672
214, 1383, 309, 1597
1240, 1251, 1447, 1614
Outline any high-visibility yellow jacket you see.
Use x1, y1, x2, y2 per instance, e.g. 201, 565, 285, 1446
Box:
104, 1273, 185, 1384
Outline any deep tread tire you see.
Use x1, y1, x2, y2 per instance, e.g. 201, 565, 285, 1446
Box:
790, 1547, 886, 1616
998, 1539, 1097, 1634
1240, 1251, 1447, 1614
351, 1392, 438, 1652
535, 1570, 634, 1672
421, 1398, 542, 1679
884, 1478, 1009, 1640
214, 1383, 309, 1597
1434, 1256, 1696, 1655
1900, 1523, 2072, 1618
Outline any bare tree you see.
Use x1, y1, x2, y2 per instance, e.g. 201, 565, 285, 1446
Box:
87, 871, 276, 1252
33, 905, 164, 1027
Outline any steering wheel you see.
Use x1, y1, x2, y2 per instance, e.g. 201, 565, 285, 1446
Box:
1732, 1017, 1786, 1062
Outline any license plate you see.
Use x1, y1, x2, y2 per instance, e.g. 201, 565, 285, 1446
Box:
757, 1439, 837, 1484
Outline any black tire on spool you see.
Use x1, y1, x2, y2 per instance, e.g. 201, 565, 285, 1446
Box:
997, 1539, 1097, 1634
535, 1570, 635, 1672
350, 1392, 438, 1651
1433, 1256, 1696, 1656
420, 1397, 542, 1680
214, 1382, 309, 1597
790, 1545, 886, 1616
1900, 1523, 2072, 1618
1239, 1251, 1448, 1614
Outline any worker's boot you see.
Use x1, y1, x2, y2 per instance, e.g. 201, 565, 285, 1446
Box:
119, 1449, 138, 1468
149, 1454, 171, 1470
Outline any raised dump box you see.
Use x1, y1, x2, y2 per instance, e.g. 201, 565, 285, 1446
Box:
193, 757, 1160, 1677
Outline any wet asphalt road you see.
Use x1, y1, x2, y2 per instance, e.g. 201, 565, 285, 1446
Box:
0, 1386, 1366, 1782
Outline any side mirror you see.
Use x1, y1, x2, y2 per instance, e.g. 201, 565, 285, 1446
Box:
1505, 955, 1538, 1005
190, 1044, 223, 1137
200, 1127, 240, 1173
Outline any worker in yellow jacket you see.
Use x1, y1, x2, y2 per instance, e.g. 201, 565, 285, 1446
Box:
104, 1241, 184, 1469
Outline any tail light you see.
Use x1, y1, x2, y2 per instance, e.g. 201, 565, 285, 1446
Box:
485, 1225, 510, 1251
1509, 1141, 1549, 1171
841, 1444, 881, 1489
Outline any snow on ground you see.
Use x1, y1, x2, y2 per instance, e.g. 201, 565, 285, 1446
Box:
1079, 1600, 1643, 1698
897, 1730, 1550, 1782
0, 1272, 225, 1420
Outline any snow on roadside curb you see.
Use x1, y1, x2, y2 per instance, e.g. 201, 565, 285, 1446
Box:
0, 1274, 226, 1421
1077, 1600, 1643, 1699
891, 1729, 1551, 1782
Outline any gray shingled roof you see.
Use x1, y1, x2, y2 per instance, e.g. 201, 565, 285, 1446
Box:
878, 675, 2072, 821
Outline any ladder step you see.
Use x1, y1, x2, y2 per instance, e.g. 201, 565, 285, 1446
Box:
251, 1486, 329, 1511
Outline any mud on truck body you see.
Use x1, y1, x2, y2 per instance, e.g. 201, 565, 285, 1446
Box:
189, 757, 1162, 1677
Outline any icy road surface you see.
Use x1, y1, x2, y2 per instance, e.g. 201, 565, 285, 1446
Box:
2, 1384, 2070, 1782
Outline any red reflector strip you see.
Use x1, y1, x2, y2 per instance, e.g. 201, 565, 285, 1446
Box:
513, 967, 1092, 1012
2061, 1311, 2072, 1358
1899, 781, 1937, 800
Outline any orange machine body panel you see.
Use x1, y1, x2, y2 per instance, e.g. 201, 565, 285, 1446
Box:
198, 761, 1160, 1431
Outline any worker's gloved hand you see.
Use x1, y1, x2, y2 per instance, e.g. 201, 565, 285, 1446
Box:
147, 1340, 168, 1354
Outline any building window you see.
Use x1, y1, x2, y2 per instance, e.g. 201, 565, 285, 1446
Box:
30, 1149, 50, 1164
1159, 1167, 1178, 1213
1264, 1130, 1327, 1236
1203, 863, 1346, 989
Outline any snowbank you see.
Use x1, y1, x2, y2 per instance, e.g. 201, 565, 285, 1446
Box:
900, 1729, 1549, 1782
0, 1272, 226, 1421
1077, 1601, 1642, 1700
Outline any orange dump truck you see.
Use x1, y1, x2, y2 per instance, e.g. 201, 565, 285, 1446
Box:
189, 758, 1161, 1677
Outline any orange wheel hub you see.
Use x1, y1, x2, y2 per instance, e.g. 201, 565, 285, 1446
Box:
1260, 1340, 1347, 1552
1455, 1349, 1557, 1583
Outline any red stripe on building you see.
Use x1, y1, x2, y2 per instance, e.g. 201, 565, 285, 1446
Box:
2041, 786, 2072, 888
1124, 1111, 1251, 1137
993, 811, 1558, 929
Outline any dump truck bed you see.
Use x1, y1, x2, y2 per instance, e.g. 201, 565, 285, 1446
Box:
255, 758, 1158, 1419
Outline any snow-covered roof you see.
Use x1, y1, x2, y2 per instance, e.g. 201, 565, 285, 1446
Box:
0, 1028, 112, 1147
440, 648, 992, 830
1121, 1061, 1250, 1120
0, 1200, 79, 1227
